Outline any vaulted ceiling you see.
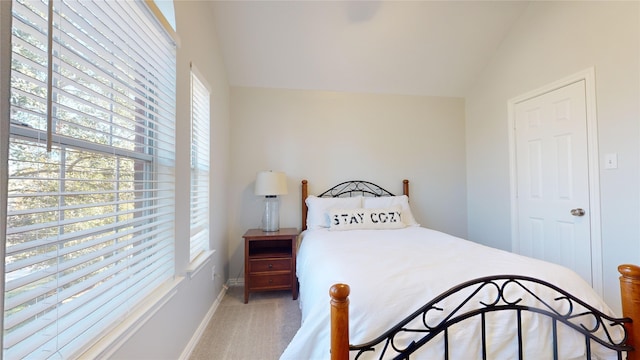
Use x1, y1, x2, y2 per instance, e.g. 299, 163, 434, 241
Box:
210, 1, 531, 97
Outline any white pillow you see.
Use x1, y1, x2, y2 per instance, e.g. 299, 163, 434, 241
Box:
328, 206, 406, 231
305, 195, 363, 230
362, 195, 419, 226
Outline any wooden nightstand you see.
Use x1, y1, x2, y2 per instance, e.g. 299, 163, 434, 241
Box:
243, 228, 299, 304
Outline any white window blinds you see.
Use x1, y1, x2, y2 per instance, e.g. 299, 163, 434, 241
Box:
6, 0, 176, 358
189, 66, 210, 262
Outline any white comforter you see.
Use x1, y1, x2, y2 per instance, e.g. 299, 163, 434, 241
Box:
280, 227, 620, 360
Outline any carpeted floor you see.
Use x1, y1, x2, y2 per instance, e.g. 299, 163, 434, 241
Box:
189, 286, 301, 360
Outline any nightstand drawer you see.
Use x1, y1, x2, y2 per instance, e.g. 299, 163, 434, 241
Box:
249, 258, 291, 273
249, 273, 292, 289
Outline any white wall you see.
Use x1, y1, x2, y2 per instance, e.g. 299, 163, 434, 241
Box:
110, 1, 231, 358
227, 87, 466, 282
466, 1, 639, 315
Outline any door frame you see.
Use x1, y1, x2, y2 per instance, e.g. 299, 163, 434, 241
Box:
507, 67, 603, 295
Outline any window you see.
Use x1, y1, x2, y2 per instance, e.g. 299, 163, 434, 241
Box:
6, 0, 176, 358
189, 66, 210, 262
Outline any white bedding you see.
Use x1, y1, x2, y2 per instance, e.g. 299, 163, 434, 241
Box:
280, 227, 621, 360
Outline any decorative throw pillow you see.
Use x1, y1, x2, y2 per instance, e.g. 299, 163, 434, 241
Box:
305, 195, 363, 230
362, 195, 420, 227
328, 206, 406, 231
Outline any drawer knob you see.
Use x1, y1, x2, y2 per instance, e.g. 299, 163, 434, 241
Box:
268, 263, 273, 269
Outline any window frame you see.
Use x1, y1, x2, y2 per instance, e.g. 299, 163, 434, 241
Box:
4, 0, 177, 358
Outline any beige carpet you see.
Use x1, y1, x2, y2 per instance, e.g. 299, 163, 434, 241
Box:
189, 286, 301, 360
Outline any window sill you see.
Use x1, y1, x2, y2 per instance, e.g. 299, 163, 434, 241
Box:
186, 250, 216, 280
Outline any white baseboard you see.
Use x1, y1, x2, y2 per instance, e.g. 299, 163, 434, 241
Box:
227, 277, 244, 287
179, 285, 228, 360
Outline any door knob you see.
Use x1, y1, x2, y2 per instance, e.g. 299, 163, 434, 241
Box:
570, 208, 585, 217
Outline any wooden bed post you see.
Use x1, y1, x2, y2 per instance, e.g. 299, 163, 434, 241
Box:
301, 180, 308, 231
619, 264, 640, 359
330, 283, 350, 360
403, 179, 409, 197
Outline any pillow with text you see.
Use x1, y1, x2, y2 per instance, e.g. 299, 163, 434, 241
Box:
362, 195, 419, 226
329, 206, 406, 231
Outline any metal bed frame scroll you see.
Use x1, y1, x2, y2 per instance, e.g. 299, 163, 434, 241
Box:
316, 180, 398, 198
332, 275, 633, 360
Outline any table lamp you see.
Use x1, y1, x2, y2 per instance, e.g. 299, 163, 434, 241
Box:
254, 171, 288, 231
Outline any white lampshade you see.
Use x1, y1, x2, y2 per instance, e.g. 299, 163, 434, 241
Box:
255, 171, 288, 196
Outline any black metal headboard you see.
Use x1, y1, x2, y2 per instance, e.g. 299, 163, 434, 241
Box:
317, 180, 396, 198
301, 179, 409, 230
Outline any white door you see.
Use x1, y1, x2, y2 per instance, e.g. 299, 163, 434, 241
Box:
515, 80, 592, 284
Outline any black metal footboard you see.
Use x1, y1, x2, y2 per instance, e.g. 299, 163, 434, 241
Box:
348, 275, 632, 360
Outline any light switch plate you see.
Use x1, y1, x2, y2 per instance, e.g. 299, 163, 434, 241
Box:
605, 153, 618, 169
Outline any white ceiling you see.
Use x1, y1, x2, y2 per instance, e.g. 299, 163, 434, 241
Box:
211, 1, 530, 97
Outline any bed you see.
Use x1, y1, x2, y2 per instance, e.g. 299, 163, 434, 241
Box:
279, 179, 640, 360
